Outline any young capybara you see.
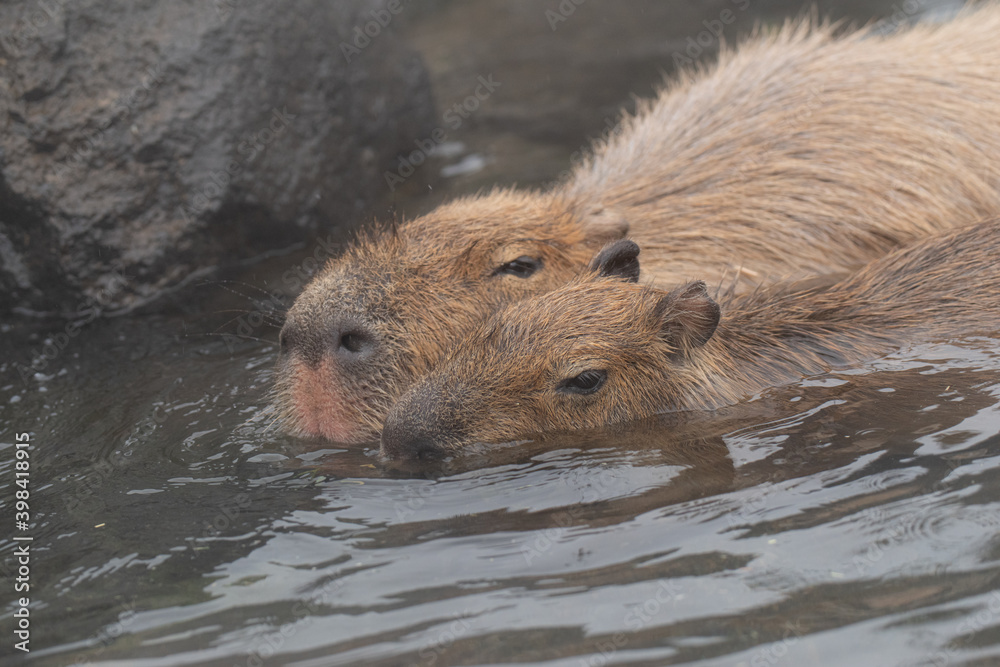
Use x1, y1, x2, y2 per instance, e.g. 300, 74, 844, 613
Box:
380, 221, 1000, 458
277, 6, 1000, 444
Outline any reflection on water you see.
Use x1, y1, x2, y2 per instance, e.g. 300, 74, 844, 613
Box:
2, 1, 998, 666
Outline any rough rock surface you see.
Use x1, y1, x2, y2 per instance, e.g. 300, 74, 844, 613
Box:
0, 0, 434, 317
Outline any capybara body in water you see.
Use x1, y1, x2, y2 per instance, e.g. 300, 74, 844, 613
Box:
278, 6, 1000, 444
381, 221, 1000, 458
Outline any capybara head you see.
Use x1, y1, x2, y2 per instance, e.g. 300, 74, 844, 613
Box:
274, 189, 628, 444
380, 240, 722, 459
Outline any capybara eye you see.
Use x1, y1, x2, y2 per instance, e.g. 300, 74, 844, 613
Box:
495, 256, 542, 278
339, 332, 366, 354
557, 369, 607, 395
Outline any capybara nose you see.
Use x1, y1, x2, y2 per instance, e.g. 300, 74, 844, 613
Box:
279, 313, 378, 367
380, 417, 448, 460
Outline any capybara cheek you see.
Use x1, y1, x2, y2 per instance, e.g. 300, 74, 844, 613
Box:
288, 359, 373, 444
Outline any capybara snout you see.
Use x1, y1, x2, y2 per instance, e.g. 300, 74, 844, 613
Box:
274, 193, 618, 443
280, 309, 381, 367
380, 380, 470, 460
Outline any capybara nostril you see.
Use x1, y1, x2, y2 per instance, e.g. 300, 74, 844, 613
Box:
337, 331, 372, 355
380, 400, 455, 461
279, 312, 378, 367
380, 424, 446, 461
330, 322, 378, 361
403, 437, 446, 461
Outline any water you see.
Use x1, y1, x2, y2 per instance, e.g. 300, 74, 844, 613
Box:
3, 1, 998, 665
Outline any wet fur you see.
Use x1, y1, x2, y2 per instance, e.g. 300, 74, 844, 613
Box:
382, 220, 1000, 455
565, 10, 1000, 287
278, 6, 1000, 443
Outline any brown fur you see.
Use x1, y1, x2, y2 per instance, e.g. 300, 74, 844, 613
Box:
381, 220, 1000, 458
277, 6, 1000, 443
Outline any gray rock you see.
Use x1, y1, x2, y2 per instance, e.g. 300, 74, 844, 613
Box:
0, 0, 434, 317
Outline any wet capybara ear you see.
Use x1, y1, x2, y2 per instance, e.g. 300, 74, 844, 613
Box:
588, 239, 640, 283
653, 281, 721, 354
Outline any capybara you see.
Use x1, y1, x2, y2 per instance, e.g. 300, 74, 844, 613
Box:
381, 221, 1000, 458
277, 6, 1000, 444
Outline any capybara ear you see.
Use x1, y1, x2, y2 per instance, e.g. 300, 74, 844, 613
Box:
581, 207, 630, 242
653, 281, 721, 354
588, 239, 640, 282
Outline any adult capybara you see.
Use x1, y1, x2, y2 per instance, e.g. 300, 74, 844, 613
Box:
277, 6, 1000, 444
380, 222, 1000, 458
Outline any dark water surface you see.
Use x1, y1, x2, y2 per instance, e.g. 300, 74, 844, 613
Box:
3, 1, 998, 666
